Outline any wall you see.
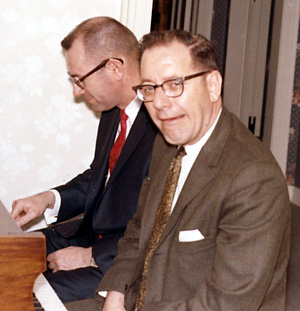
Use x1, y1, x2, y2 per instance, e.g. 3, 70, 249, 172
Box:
286, 6, 300, 205
287, 19, 300, 187
260, 0, 299, 205
263, 0, 298, 174
0, 0, 153, 228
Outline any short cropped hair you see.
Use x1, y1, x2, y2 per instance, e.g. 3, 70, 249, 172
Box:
138, 30, 219, 72
61, 16, 138, 62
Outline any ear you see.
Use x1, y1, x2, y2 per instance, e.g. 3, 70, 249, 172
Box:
206, 70, 222, 103
105, 59, 123, 80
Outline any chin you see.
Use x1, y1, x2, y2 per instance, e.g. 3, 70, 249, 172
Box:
163, 136, 182, 146
88, 101, 104, 113
92, 106, 104, 113
162, 130, 187, 146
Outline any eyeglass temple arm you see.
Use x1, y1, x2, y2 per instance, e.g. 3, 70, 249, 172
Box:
77, 58, 124, 83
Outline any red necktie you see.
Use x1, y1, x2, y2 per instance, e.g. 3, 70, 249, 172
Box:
109, 109, 128, 173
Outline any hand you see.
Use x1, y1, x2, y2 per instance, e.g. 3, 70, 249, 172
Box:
11, 191, 55, 227
47, 246, 92, 272
103, 291, 126, 311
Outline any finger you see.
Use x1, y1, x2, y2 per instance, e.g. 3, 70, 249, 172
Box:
10, 202, 24, 219
11, 210, 24, 224
15, 212, 35, 227
48, 261, 57, 272
47, 253, 55, 261
48, 259, 61, 273
11, 200, 18, 210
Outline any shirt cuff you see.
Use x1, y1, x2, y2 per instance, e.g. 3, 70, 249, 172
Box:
43, 189, 61, 224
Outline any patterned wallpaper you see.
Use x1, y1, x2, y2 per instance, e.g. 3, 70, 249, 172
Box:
0, 0, 122, 229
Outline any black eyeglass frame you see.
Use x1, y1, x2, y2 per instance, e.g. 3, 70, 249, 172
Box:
132, 71, 210, 102
72, 57, 124, 89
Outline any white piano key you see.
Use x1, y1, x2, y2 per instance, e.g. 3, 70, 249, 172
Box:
34, 274, 68, 311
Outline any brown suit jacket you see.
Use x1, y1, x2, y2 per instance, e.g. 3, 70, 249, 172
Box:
98, 107, 290, 311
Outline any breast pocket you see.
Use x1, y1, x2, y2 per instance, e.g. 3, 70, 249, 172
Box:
168, 235, 216, 290
174, 234, 216, 252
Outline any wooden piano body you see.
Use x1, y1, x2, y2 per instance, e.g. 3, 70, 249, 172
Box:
0, 200, 67, 311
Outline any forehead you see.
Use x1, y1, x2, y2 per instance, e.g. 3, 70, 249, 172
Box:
65, 39, 93, 73
140, 42, 193, 80
66, 39, 85, 60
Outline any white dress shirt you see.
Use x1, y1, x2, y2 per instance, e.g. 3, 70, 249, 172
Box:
171, 108, 222, 212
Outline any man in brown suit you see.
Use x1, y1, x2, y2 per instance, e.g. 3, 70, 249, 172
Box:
66, 30, 290, 311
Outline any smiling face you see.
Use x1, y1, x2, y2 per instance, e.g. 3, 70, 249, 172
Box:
141, 41, 222, 146
65, 38, 121, 113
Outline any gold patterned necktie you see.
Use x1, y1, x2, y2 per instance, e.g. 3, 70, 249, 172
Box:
135, 146, 186, 311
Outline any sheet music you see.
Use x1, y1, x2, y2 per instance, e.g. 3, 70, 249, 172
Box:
0, 200, 22, 234
34, 274, 68, 311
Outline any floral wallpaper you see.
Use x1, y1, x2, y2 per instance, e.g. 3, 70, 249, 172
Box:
0, 0, 124, 229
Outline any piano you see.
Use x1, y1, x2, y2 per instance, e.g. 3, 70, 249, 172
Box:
0, 200, 67, 311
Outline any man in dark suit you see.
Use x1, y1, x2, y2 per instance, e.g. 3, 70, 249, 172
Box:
11, 17, 157, 303
66, 30, 290, 311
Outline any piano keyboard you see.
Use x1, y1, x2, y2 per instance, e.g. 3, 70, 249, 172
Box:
33, 274, 68, 311
34, 293, 45, 310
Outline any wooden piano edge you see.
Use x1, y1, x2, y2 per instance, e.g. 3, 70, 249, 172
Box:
0, 229, 47, 310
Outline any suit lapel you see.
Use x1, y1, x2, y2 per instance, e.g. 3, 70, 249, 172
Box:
105, 105, 149, 187
164, 152, 213, 234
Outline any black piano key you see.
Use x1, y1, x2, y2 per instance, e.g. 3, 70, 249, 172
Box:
33, 293, 45, 311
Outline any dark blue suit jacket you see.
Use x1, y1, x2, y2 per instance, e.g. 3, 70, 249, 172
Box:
53, 104, 157, 274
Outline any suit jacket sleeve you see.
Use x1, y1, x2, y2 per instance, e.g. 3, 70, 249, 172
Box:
54, 168, 93, 222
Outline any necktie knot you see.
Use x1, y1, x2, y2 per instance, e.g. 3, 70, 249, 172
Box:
120, 109, 129, 125
175, 145, 186, 161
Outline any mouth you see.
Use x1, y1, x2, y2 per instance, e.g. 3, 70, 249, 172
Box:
160, 114, 185, 123
84, 96, 96, 105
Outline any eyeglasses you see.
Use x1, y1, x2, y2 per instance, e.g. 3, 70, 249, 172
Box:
70, 57, 124, 89
132, 71, 210, 102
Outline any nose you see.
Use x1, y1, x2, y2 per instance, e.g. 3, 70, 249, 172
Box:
152, 87, 171, 110
73, 83, 85, 97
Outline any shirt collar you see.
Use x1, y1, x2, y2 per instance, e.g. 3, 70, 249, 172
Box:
124, 96, 142, 125
184, 108, 222, 158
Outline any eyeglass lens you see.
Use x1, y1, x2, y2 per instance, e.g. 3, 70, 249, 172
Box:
138, 79, 183, 102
